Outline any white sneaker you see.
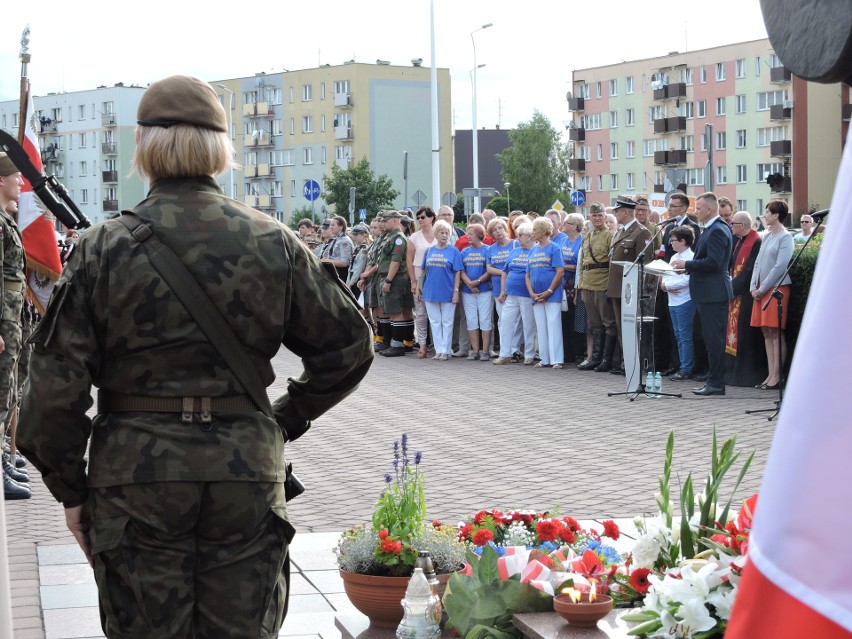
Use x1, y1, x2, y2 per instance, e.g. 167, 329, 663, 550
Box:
452, 350, 469, 358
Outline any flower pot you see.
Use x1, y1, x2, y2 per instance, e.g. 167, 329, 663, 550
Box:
339, 570, 410, 628
553, 593, 614, 628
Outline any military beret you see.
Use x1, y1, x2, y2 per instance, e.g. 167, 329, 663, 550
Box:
383, 210, 403, 219
137, 75, 228, 132
352, 223, 370, 234
613, 196, 637, 210
589, 202, 605, 214
0, 152, 18, 177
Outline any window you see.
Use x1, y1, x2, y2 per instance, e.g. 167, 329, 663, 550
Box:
649, 105, 666, 123
290, 180, 297, 197
320, 83, 326, 100
610, 174, 618, 190
683, 67, 693, 85
757, 163, 783, 182
715, 97, 726, 116
700, 66, 707, 83
626, 108, 635, 126
679, 135, 694, 153
336, 145, 352, 160
687, 168, 705, 186
289, 118, 295, 135
700, 134, 707, 152
736, 129, 747, 148
303, 148, 313, 164
80, 189, 88, 204
597, 175, 603, 192
757, 90, 788, 110
322, 146, 327, 164
609, 79, 618, 96
79, 161, 87, 176
302, 116, 313, 133
716, 131, 727, 150
580, 146, 591, 161
610, 142, 618, 159
756, 199, 764, 215
334, 80, 350, 94
282, 149, 294, 165
626, 141, 635, 158
597, 144, 603, 161
697, 100, 706, 118
627, 173, 635, 190
735, 95, 747, 113
736, 165, 748, 183
716, 166, 727, 184
755, 57, 762, 75
78, 105, 86, 119
272, 181, 284, 197
596, 81, 602, 98
679, 101, 694, 119
643, 138, 668, 156
79, 133, 87, 147
273, 120, 282, 136
626, 76, 634, 94
580, 113, 601, 130
302, 84, 312, 101
757, 126, 787, 146
609, 111, 617, 128
715, 62, 726, 81
770, 53, 781, 68
270, 150, 284, 166
737, 199, 747, 212
736, 59, 746, 78
288, 87, 294, 103
268, 88, 282, 104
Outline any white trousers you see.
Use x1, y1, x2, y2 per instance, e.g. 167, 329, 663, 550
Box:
462, 292, 494, 330
500, 296, 536, 359
532, 301, 564, 365
425, 301, 456, 355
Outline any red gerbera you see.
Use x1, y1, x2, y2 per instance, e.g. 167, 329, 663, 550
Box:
536, 520, 560, 542
378, 529, 389, 540
472, 529, 495, 547
459, 523, 474, 541
602, 520, 620, 540
629, 568, 652, 594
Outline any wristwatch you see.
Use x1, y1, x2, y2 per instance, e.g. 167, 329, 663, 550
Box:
385, 278, 393, 284
546, 289, 553, 294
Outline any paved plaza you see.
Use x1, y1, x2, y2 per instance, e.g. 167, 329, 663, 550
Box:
4, 347, 779, 637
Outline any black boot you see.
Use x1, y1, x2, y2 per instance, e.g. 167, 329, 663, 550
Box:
3, 459, 28, 483
594, 335, 617, 372
4, 472, 31, 500
578, 334, 604, 370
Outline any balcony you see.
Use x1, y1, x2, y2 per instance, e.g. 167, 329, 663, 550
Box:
41, 147, 63, 162
242, 101, 273, 117
103, 199, 119, 212
244, 194, 272, 208
654, 183, 666, 193
770, 139, 792, 156
653, 82, 687, 100
567, 97, 584, 111
334, 125, 354, 141
39, 120, 58, 133
653, 116, 688, 134
769, 174, 792, 194
568, 127, 585, 142
843, 104, 852, 122
102, 170, 118, 183
334, 92, 353, 108
243, 132, 273, 147
246, 163, 272, 178
770, 66, 792, 83
770, 103, 792, 120
102, 142, 117, 155
101, 113, 117, 126
568, 158, 586, 172
335, 156, 351, 170
654, 149, 687, 165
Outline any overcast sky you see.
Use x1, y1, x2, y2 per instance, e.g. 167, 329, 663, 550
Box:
1, 0, 769, 132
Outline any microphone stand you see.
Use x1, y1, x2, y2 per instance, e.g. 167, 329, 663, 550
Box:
745, 216, 825, 420
608, 223, 682, 401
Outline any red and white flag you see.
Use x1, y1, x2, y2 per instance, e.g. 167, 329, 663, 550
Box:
19, 93, 62, 312
726, 128, 852, 637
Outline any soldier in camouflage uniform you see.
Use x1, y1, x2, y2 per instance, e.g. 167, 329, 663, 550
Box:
0, 153, 31, 500
374, 210, 414, 357
358, 212, 389, 350
17, 76, 373, 638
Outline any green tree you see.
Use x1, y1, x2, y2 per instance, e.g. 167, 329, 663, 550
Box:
496, 111, 571, 213
287, 206, 318, 230
322, 157, 400, 220
486, 196, 508, 216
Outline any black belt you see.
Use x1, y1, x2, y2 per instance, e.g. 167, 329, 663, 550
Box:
97, 391, 259, 423
582, 263, 609, 271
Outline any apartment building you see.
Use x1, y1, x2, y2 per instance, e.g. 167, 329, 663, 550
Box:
569, 39, 851, 220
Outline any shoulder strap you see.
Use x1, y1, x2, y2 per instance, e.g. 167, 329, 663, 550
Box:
115, 212, 274, 418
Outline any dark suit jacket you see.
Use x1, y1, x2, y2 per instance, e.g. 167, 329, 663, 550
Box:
685, 217, 733, 303
607, 221, 654, 298
663, 217, 702, 261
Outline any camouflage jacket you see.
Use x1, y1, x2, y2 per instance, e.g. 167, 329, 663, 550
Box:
17, 177, 373, 507
0, 209, 26, 323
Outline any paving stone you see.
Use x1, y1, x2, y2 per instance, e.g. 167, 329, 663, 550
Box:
40, 584, 99, 610
43, 607, 103, 639
37, 545, 87, 567
39, 564, 96, 587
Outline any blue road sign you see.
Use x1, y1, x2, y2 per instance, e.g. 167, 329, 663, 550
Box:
570, 191, 586, 207
359, 209, 367, 221
304, 180, 321, 201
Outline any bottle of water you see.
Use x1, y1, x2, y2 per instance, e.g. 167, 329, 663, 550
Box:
654, 372, 663, 397
646, 372, 654, 397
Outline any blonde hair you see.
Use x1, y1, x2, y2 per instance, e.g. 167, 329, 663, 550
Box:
532, 217, 553, 236
566, 213, 585, 232
487, 218, 508, 236
133, 124, 234, 181
433, 220, 452, 235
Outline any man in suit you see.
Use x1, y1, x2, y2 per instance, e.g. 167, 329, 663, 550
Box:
671, 192, 733, 396
605, 196, 654, 375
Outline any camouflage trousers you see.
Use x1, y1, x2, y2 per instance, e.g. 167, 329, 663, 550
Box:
89, 481, 295, 639
0, 318, 22, 437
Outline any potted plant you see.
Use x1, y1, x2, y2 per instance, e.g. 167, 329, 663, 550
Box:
335, 434, 466, 628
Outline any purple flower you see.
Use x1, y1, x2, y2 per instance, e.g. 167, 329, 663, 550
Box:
401, 433, 408, 456
384, 473, 392, 484
414, 451, 422, 465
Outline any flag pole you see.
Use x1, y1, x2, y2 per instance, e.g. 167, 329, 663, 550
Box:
18, 25, 31, 145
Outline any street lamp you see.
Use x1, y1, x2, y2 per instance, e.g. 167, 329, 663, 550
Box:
504, 182, 511, 216
471, 22, 493, 214
217, 84, 235, 199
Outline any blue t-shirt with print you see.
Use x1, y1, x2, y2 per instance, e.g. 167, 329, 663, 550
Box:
502, 246, 533, 297
487, 241, 517, 297
526, 242, 565, 301
560, 234, 583, 285
460, 244, 491, 294
421, 245, 463, 303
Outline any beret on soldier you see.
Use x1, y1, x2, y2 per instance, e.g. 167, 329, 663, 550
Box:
383, 210, 403, 219
0, 152, 18, 177
137, 75, 228, 132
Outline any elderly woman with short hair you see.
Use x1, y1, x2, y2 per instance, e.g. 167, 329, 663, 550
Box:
460, 223, 493, 360
526, 217, 565, 368
418, 220, 463, 360
486, 218, 517, 356
493, 223, 537, 365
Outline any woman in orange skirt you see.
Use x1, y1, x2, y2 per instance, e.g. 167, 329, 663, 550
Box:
750, 200, 794, 390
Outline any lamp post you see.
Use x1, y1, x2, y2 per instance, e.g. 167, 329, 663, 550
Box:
471, 22, 492, 215
504, 182, 511, 216
217, 84, 235, 199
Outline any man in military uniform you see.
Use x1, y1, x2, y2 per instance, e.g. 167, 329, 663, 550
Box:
606, 196, 654, 375
634, 196, 662, 252
0, 153, 31, 500
358, 212, 389, 349
577, 202, 615, 371
374, 210, 414, 357
17, 75, 373, 637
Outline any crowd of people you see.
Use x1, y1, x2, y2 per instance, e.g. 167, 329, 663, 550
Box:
300, 193, 807, 397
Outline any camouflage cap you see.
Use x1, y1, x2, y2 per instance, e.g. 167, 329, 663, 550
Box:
137, 75, 228, 132
383, 210, 403, 219
0, 152, 18, 177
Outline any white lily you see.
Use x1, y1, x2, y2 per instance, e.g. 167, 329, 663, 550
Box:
707, 585, 736, 620
677, 598, 717, 634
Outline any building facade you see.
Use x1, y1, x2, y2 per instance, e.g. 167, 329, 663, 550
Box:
569, 39, 851, 221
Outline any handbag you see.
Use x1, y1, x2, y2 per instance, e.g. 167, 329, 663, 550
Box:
115, 211, 305, 501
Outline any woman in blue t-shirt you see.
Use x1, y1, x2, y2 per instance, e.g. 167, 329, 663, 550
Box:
418, 220, 463, 360
486, 218, 518, 359
460, 224, 493, 361
525, 217, 565, 368
493, 223, 538, 365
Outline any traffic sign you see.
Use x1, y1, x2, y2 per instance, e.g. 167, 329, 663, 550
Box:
303, 180, 321, 202
570, 191, 586, 207
412, 189, 427, 206
551, 199, 565, 212
359, 209, 367, 221
442, 192, 458, 206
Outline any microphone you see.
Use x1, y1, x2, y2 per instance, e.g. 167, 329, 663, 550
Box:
659, 217, 681, 226
811, 209, 829, 222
